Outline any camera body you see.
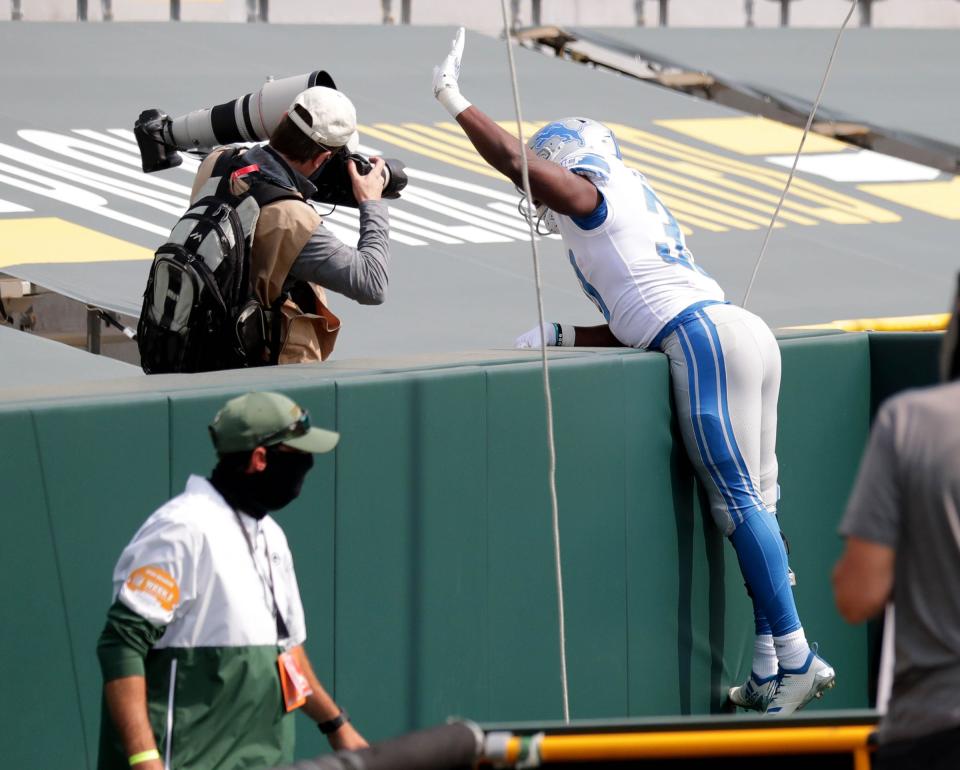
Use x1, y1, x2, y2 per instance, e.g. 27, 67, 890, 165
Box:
134, 70, 407, 208
311, 151, 406, 208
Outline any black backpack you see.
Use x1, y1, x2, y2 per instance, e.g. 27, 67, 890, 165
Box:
137, 150, 299, 374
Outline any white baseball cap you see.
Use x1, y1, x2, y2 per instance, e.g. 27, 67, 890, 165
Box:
288, 86, 360, 152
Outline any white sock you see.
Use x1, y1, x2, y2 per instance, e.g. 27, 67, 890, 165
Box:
774, 628, 811, 670
752, 634, 778, 679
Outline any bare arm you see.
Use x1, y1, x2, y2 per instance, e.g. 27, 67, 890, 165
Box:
456, 106, 600, 218
433, 28, 598, 218
104, 677, 163, 770
290, 645, 368, 751
832, 537, 895, 624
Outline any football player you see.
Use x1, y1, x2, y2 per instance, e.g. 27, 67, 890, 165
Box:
432, 28, 835, 714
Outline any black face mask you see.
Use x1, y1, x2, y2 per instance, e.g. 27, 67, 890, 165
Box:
212, 446, 314, 519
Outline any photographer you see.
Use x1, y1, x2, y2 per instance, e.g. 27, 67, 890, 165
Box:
190, 86, 390, 364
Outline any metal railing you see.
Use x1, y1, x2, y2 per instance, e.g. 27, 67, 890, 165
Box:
5, 0, 950, 28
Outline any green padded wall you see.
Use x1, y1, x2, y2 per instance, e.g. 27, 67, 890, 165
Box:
777, 333, 872, 711
869, 332, 944, 414
0, 409, 91, 769
334, 370, 489, 738
0, 330, 943, 767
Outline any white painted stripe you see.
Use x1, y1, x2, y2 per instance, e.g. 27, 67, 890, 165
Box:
384, 207, 468, 243
323, 210, 427, 247
72, 129, 142, 154
107, 129, 139, 145
0, 145, 188, 216
0, 161, 170, 236
103, 128, 206, 174
18, 130, 194, 194
0, 198, 31, 213
331, 205, 462, 245
487, 202, 562, 239
402, 189, 530, 239
404, 167, 518, 203
765, 149, 941, 183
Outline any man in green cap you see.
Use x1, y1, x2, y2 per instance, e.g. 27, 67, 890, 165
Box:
96, 392, 366, 770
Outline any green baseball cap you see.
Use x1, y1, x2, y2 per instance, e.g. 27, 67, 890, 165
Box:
209, 392, 339, 454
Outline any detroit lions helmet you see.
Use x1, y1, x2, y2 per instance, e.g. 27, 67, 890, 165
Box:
519, 117, 623, 234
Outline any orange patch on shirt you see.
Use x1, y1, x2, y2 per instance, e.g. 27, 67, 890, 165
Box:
126, 565, 180, 612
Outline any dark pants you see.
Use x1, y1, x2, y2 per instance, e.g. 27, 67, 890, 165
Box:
874, 724, 960, 770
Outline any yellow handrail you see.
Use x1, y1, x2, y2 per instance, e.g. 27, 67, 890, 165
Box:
502, 725, 874, 764
785, 313, 950, 333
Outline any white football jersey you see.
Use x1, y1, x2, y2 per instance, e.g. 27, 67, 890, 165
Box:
556, 160, 724, 349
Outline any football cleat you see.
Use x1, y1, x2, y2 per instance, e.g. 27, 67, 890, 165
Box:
765, 646, 836, 716
728, 671, 779, 712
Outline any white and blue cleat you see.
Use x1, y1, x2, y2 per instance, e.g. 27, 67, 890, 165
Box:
728, 671, 779, 712
765, 647, 836, 715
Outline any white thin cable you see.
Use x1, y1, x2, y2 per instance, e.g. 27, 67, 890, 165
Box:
742, 0, 859, 309
498, 0, 571, 723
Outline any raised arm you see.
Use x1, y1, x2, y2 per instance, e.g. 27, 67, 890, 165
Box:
433, 28, 600, 218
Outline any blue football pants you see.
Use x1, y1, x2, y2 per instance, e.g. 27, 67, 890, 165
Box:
661, 303, 800, 637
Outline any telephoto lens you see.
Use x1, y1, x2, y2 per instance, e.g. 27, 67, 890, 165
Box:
166, 70, 338, 152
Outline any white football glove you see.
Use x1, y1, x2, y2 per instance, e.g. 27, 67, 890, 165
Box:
432, 27, 472, 118
515, 322, 557, 349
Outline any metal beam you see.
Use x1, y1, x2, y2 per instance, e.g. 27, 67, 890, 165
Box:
11, 0, 22, 20
659, 0, 668, 27
170, 0, 180, 21
86, 307, 101, 355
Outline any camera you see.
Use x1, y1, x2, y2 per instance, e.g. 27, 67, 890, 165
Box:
134, 70, 407, 207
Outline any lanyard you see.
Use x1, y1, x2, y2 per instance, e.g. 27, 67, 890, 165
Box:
234, 511, 290, 642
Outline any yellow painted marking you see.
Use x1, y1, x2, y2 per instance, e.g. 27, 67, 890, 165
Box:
609, 124, 900, 224
405, 123, 483, 152
657, 116, 849, 155
615, 125, 854, 201
858, 178, 960, 220
365, 120, 901, 235
650, 179, 783, 228
620, 148, 820, 225
358, 123, 502, 180
656, 200, 728, 232
658, 196, 756, 232
0, 217, 153, 269
374, 123, 493, 167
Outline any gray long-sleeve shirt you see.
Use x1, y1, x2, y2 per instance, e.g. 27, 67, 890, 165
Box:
245, 145, 391, 305
290, 200, 390, 305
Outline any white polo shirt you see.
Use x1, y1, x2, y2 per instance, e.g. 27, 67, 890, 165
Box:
112, 475, 306, 650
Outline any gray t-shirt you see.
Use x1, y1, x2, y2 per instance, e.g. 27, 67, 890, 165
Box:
840, 380, 960, 744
